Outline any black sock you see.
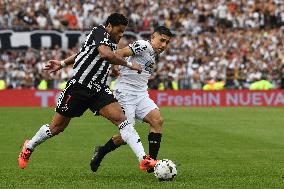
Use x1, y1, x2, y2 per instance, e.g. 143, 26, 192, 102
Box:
148, 132, 162, 160
100, 137, 121, 156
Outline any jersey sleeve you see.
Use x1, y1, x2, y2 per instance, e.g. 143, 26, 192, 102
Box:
128, 40, 148, 55
94, 28, 112, 48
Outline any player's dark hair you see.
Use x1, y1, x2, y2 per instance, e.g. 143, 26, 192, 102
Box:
154, 26, 173, 37
105, 13, 128, 27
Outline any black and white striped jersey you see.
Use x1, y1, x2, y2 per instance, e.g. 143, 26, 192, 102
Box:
72, 25, 117, 91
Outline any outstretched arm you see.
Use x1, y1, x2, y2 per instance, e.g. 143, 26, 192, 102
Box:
111, 46, 135, 77
44, 54, 76, 74
98, 45, 141, 73
115, 46, 134, 58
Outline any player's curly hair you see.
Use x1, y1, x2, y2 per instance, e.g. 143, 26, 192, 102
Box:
105, 13, 128, 27
154, 26, 174, 37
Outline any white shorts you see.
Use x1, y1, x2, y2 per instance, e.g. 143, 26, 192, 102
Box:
114, 90, 158, 125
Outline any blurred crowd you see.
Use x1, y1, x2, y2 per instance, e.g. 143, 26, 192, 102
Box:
0, 46, 76, 89
150, 28, 284, 90
0, 0, 284, 90
0, 0, 284, 31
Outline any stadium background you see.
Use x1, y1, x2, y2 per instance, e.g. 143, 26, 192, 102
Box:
0, 0, 283, 90
1, 0, 284, 188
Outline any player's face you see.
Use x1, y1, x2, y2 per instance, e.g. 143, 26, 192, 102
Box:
150, 33, 171, 54
109, 24, 127, 43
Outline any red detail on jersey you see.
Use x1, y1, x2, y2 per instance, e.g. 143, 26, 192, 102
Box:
65, 95, 72, 104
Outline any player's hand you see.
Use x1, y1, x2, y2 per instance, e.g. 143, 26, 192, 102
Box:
110, 67, 120, 78
44, 60, 62, 74
129, 62, 142, 74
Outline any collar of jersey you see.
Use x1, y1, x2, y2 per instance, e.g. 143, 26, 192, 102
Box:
147, 40, 158, 58
99, 25, 117, 44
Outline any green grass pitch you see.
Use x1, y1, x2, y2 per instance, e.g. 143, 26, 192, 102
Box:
0, 107, 284, 188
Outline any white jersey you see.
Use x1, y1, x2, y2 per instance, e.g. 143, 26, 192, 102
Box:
115, 40, 157, 93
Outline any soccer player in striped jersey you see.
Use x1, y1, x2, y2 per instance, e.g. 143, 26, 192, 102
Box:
18, 13, 157, 171
90, 26, 173, 173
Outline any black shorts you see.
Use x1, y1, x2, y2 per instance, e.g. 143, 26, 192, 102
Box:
56, 79, 117, 118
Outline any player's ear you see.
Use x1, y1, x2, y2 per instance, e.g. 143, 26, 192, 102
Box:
150, 33, 156, 42
105, 23, 113, 31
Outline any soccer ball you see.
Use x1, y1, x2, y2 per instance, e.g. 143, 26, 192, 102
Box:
154, 159, 177, 181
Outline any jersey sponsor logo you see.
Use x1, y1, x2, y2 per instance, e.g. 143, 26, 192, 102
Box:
145, 61, 155, 74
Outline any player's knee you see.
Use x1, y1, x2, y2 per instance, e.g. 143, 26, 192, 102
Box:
112, 113, 127, 126
151, 116, 164, 129
152, 117, 164, 127
159, 117, 164, 126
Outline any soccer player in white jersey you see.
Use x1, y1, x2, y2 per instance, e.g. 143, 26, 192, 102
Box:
90, 26, 173, 173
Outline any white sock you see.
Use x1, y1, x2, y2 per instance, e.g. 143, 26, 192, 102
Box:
26, 124, 53, 151
119, 120, 146, 162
